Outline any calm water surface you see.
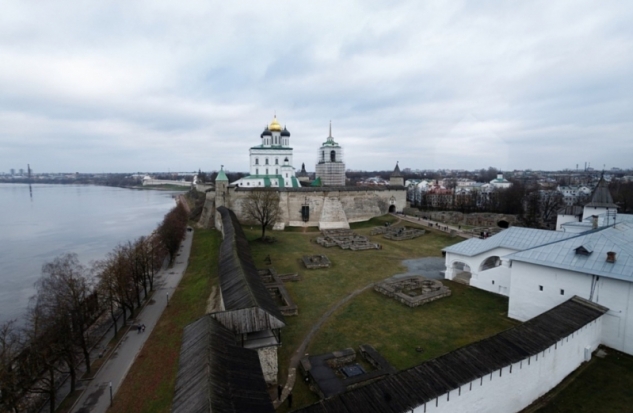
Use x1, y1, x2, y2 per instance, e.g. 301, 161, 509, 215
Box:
0, 184, 181, 324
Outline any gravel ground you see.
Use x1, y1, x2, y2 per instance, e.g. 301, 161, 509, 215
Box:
393, 257, 446, 279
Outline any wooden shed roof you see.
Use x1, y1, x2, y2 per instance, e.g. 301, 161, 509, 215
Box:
293, 296, 607, 413
217, 206, 285, 331
171, 316, 274, 413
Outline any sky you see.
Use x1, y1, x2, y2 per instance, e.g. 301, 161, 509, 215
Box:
1, 1, 632, 174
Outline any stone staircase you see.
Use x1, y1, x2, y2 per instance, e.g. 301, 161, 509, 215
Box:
319, 197, 350, 230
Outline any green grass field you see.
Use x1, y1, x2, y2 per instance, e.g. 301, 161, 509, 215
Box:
532, 348, 633, 413
109, 215, 633, 413
244, 216, 518, 411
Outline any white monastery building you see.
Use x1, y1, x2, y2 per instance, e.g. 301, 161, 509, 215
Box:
444, 177, 633, 356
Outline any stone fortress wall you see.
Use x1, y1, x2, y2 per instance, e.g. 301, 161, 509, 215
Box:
198, 185, 407, 229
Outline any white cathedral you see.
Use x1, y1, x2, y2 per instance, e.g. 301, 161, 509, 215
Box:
233, 115, 301, 188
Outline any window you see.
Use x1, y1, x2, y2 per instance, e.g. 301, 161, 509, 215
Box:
275, 158, 279, 165
560, 289, 565, 295
265, 158, 269, 165
276, 169, 278, 174
539, 285, 543, 291
256, 169, 259, 175
492, 280, 495, 285
255, 158, 259, 165
266, 168, 269, 175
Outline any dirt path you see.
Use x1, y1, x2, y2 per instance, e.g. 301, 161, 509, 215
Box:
274, 282, 375, 408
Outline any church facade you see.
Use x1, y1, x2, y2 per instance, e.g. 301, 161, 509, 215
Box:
233, 116, 300, 188
198, 116, 406, 230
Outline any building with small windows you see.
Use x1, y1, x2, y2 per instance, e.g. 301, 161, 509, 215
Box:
443, 179, 633, 357
315, 122, 346, 186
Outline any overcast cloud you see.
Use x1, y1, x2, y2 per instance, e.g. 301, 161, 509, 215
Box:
1, 0, 632, 174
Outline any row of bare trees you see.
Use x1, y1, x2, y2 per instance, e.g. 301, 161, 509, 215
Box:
0, 202, 188, 413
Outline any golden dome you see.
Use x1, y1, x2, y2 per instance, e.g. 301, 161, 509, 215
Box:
269, 116, 282, 132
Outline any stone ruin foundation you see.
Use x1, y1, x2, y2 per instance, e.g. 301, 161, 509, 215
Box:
370, 225, 425, 240
257, 268, 299, 316
374, 276, 451, 307
316, 229, 381, 250
302, 255, 331, 269
300, 344, 396, 399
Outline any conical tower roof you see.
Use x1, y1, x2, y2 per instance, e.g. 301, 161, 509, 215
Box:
586, 175, 617, 208
391, 162, 402, 178
215, 165, 228, 182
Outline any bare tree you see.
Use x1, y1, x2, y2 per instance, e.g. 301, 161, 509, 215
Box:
243, 189, 281, 239
157, 203, 188, 263
540, 190, 564, 228
0, 320, 26, 413
37, 253, 96, 375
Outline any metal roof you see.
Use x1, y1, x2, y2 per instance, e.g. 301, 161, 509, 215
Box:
293, 296, 607, 413
443, 227, 578, 257
171, 316, 274, 413
216, 207, 285, 332
508, 221, 633, 282
585, 176, 618, 208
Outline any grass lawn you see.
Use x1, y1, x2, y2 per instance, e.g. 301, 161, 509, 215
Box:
530, 348, 633, 413
109, 227, 221, 413
109, 215, 519, 413
245, 216, 518, 412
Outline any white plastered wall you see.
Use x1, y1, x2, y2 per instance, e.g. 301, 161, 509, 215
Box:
412, 317, 603, 413
509, 260, 633, 355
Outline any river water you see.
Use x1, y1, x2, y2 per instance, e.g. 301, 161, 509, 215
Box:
0, 184, 182, 324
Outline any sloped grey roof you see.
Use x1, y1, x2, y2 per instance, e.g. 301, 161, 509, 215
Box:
558, 205, 583, 216
172, 316, 274, 413
443, 227, 578, 257
391, 162, 402, 177
508, 221, 633, 282
217, 206, 285, 329
293, 296, 607, 413
586, 176, 618, 208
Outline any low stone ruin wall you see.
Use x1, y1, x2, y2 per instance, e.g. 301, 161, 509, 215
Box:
374, 276, 451, 307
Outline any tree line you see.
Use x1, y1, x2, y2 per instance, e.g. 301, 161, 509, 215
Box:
0, 202, 188, 413
414, 180, 566, 229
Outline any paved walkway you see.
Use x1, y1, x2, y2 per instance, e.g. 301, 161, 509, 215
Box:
71, 229, 194, 413
397, 213, 473, 239
274, 283, 375, 408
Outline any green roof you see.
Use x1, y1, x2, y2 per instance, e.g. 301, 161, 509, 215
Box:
216, 167, 228, 181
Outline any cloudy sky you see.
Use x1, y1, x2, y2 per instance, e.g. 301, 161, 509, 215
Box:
1, 0, 632, 174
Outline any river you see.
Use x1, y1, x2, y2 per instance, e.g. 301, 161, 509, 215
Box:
0, 183, 183, 324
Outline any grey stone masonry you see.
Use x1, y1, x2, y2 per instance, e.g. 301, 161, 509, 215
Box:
316, 229, 381, 250
374, 276, 451, 307
302, 255, 331, 269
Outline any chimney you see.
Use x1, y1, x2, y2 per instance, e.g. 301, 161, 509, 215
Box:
606, 251, 616, 263
592, 215, 599, 229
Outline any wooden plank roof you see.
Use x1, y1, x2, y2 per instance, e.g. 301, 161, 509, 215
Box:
171, 316, 274, 413
293, 296, 607, 413
216, 206, 285, 331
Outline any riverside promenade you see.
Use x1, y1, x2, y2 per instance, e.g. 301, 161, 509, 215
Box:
70, 229, 194, 413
